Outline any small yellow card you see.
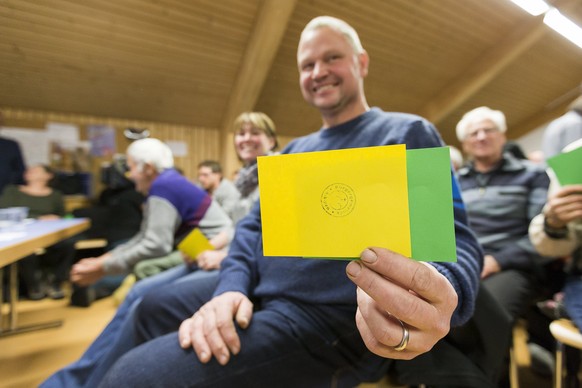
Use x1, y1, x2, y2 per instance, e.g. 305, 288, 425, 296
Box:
258, 144, 411, 258
177, 228, 213, 259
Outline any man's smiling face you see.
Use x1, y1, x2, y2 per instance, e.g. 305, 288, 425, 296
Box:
297, 26, 367, 118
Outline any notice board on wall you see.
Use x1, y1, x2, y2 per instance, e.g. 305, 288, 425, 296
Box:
0, 127, 50, 166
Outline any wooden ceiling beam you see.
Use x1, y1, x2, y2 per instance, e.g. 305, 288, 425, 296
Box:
219, 0, 297, 174
508, 99, 572, 140
418, 14, 547, 124
419, 0, 579, 126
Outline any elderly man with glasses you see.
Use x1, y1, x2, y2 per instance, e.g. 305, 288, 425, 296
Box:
456, 106, 552, 322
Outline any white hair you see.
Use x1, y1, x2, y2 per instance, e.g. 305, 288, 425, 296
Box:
456, 106, 507, 141
126, 138, 174, 173
300, 16, 364, 54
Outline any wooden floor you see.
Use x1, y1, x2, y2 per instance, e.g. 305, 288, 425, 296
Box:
0, 296, 555, 388
0, 295, 116, 388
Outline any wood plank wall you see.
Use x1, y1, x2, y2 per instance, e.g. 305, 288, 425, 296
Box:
1, 106, 220, 196
1, 107, 295, 197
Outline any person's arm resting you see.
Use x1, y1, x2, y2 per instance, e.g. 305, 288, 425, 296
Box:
103, 196, 178, 274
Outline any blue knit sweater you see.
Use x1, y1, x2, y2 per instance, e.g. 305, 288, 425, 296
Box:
214, 108, 482, 326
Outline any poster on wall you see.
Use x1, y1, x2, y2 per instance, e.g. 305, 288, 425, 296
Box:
0, 127, 50, 166
166, 140, 188, 157
87, 124, 116, 157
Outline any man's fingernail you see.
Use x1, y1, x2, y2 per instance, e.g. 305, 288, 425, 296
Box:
346, 261, 362, 277
219, 354, 228, 364
200, 351, 208, 360
361, 249, 377, 264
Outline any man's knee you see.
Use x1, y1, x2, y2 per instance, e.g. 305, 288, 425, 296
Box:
135, 291, 167, 323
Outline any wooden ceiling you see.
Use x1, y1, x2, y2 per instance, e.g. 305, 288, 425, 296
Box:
2, 0, 582, 148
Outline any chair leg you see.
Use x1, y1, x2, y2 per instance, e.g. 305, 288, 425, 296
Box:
509, 346, 520, 388
555, 340, 564, 388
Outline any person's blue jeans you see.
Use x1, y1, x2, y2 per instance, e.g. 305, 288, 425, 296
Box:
41, 265, 218, 388
99, 279, 390, 387
564, 275, 582, 330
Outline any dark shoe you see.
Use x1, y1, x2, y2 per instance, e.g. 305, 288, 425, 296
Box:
70, 285, 95, 307
26, 289, 46, 301
47, 284, 65, 300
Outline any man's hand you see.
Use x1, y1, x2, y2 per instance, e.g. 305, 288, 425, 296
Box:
481, 254, 500, 279
196, 250, 227, 270
70, 256, 106, 286
545, 184, 582, 228
178, 291, 253, 365
346, 247, 458, 360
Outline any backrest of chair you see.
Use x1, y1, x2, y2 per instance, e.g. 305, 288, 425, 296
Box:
550, 319, 582, 349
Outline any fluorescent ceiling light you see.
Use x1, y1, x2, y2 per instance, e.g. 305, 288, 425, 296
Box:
509, 0, 550, 16
544, 8, 582, 49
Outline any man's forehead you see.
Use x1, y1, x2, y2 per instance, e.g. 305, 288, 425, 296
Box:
298, 28, 351, 60
468, 119, 497, 131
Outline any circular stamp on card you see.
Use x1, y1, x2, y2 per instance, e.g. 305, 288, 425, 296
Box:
321, 183, 356, 217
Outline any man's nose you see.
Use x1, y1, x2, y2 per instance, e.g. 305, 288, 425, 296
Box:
475, 129, 487, 140
312, 61, 328, 79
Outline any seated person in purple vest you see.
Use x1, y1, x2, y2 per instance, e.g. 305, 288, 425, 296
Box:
132, 112, 279, 280
70, 138, 233, 286
41, 138, 232, 388
96, 16, 481, 387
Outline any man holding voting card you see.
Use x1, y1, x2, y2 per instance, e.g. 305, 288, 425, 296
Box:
99, 16, 482, 387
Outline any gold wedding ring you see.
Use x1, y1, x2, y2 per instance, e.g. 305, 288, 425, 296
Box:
393, 318, 409, 352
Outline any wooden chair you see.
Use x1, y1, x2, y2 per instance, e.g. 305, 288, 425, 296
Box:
549, 318, 582, 388
74, 238, 107, 251
389, 285, 514, 388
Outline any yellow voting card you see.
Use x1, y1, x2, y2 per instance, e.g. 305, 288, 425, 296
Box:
257, 144, 411, 258
177, 228, 213, 259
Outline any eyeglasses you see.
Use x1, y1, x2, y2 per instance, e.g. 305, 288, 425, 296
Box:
466, 127, 499, 140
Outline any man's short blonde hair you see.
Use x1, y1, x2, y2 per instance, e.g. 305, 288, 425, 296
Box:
300, 16, 364, 54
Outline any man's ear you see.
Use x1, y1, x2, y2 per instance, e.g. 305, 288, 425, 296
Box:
143, 163, 156, 177
358, 51, 370, 78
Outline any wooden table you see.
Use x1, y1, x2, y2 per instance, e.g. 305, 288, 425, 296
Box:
0, 218, 89, 336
